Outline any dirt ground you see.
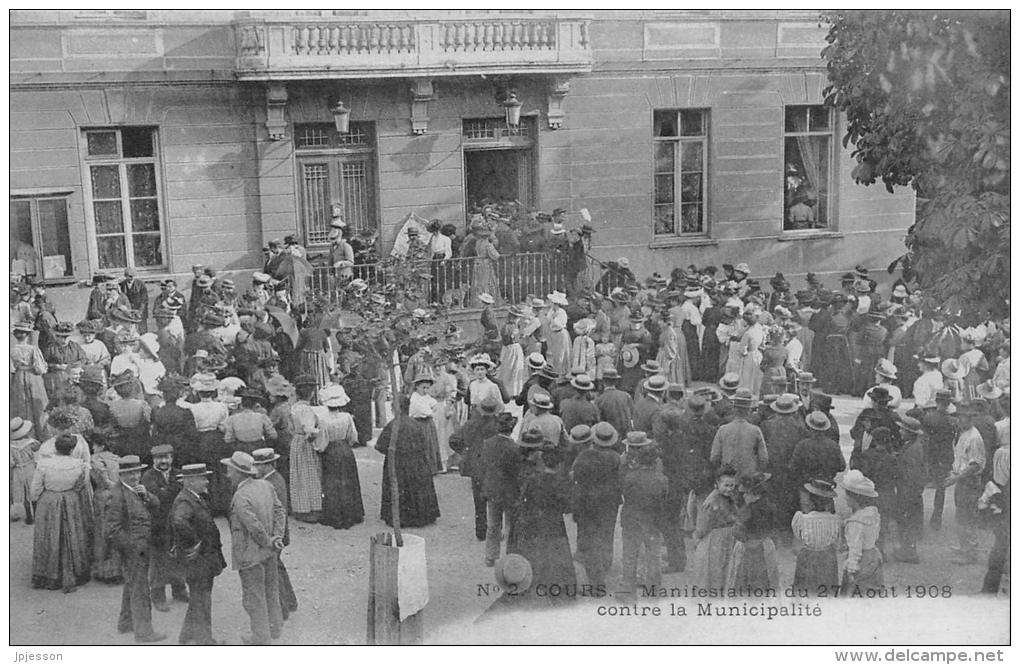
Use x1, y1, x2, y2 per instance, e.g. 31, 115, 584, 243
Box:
7, 395, 1006, 646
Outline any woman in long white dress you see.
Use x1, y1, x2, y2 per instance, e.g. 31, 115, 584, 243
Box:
544, 292, 571, 377
737, 307, 766, 397
496, 307, 527, 399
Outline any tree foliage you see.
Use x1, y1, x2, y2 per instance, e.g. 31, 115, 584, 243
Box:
821, 10, 1009, 320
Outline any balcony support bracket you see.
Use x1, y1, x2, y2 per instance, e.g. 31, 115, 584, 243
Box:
547, 77, 571, 130
266, 82, 289, 141
409, 79, 435, 135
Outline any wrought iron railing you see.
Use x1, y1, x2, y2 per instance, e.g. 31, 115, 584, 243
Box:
310, 251, 594, 307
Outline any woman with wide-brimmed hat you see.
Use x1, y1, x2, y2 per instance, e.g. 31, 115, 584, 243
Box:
791, 479, 842, 593
186, 372, 231, 516
11, 320, 49, 436
375, 394, 441, 528
41, 321, 86, 399
10, 417, 40, 524
469, 217, 501, 308
542, 291, 572, 377
838, 469, 885, 595
725, 472, 779, 592
496, 306, 527, 399
318, 385, 365, 530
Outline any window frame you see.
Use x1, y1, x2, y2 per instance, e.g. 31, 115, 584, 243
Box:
293, 122, 380, 247
651, 108, 711, 242
782, 104, 838, 236
9, 192, 76, 283
80, 126, 169, 274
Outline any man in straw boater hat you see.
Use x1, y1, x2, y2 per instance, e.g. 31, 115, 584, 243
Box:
570, 422, 621, 589
520, 392, 565, 449
252, 448, 298, 620
170, 463, 227, 645
449, 394, 505, 542
633, 374, 668, 433
710, 388, 769, 478
142, 443, 190, 613
593, 368, 633, 441
760, 392, 807, 540
106, 454, 167, 642
221, 450, 286, 645
789, 411, 846, 495
619, 431, 667, 594
560, 373, 600, 432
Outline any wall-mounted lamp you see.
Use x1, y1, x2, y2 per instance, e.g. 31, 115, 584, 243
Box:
329, 99, 351, 134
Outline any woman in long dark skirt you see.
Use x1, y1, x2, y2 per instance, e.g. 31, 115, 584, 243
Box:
318, 385, 364, 529
343, 363, 375, 448
507, 446, 577, 604
376, 403, 441, 528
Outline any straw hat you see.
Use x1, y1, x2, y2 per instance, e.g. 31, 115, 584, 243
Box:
591, 422, 619, 448
805, 411, 831, 432
686, 395, 710, 415
468, 353, 496, 369
569, 374, 595, 392
730, 388, 756, 409
771, 393, 801, 414
176, 463, 214, 479
568, 425, 594, 446
897, 415, 923, 436
10, 417, 33, 440
118, 455, 147, 473
526, 353, 546, 371
221, 451, 258, 476
803, 479, 837, 499
976, 381, 1003, 401
251, 448, 281, 465
718, 373, 741, 393
734, 263, 750, 275
640, 360, 662, 374
321, 385, 351, 408
620, 346, 640, 369
874, 359, 898, 380
190, 373, 220, 393
643, 375, 668, 393
624, 431, 653, 447
477, 394, 504, 415
838, 469, 879, 498
528, 393, 554, 411
478, 293, 495, 305
547, 291, 568, 307
494, 554, 533, 594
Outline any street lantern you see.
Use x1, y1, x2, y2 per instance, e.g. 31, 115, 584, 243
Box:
503, 91, 522, 129
330, 99, 351, 134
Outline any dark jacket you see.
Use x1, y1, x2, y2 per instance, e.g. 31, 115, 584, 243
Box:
571, 447, 622, 516
171, 488, 227, 579
761, 413, 808, 478
559, 396, 600, 432
481, 434, 522, 506
449, 414, 501, 481
262, 468, 290, 545
120, 278, 149, 321
632, 396, 663, 433
789, 433, 846, 487
594, 387, 633, 440
107, 481, 160, 557
621, 466, 668, 530
141, 468, 182, 549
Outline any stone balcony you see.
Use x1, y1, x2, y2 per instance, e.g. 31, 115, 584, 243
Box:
233, 13, 593, 81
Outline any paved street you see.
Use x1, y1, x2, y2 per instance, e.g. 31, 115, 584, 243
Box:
8, 395, 1004, 645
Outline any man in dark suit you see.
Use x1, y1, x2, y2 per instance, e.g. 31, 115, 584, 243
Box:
120, 267, 150, 333
107, 455, 167, 643
141, 444, 188, 612
171, 464, 227, 645
570, 422, 622, 588
449, 396, 504, 541
632, 375, 667, 433
480, 413, 521, 567
253, 448, 298, 620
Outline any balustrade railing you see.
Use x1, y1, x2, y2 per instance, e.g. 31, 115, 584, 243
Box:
234, 14, 592, 78
309, 251, 594, 308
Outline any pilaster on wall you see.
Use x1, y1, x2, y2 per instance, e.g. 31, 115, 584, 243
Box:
255, 85, 297, 245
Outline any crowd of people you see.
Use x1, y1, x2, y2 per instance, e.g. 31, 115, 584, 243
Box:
8, 221, 1011, 641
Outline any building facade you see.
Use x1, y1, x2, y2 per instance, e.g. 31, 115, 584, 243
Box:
10, 10, 914, 313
